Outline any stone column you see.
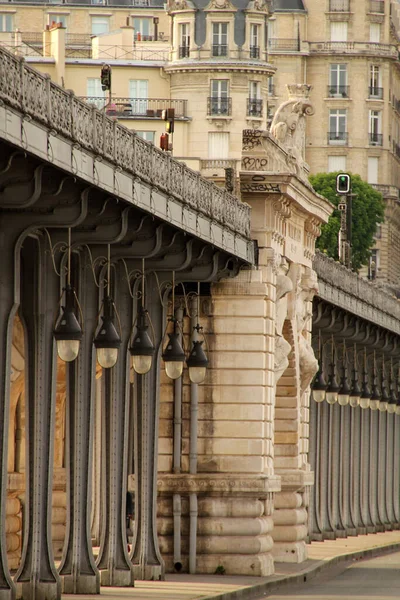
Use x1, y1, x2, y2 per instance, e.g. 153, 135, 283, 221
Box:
164, 269, 280, 576
0, 228, 17, 600
96, 265, 134, 586
15, 236, 61, 600
59, 252, 100, 594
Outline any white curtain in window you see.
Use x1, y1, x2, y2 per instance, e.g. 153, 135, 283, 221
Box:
370, 23, 381, 43
129, 80, 148, 114
328, 156, 346, 172
367, 157, 378, 184
86, 78, 105, 108
330, 22, 347, 42
208, 132, 229, 159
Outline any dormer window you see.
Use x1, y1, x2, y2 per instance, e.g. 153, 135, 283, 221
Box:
250, 24, 260, 58
179, 23, 190, 58
212, 23, 228, 57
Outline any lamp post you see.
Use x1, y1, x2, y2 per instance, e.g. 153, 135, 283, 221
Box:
326, 338, 340, 404
360, 349, 371, 409
53, 229, 82, 362
369, 351, 380, 410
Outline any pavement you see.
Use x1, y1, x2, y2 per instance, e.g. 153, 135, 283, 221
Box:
63, 530, 400, 600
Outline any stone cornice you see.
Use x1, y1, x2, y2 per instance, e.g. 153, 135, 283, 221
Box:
128, 473, 282, 497
165, 60, 276, 76
314, 251, 400, 335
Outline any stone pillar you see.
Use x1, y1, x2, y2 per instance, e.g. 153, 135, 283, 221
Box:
15, 236, 61, 600
59, 253, 100, 594
158, 269, 280, 576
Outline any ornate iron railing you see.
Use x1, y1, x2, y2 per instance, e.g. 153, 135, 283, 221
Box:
327, 85, 350, 97
329, 0, 350, 10
0, 45, 251, 238
268, 38, 299, 52
247, 98, 263, 117
369, 86, 383, 99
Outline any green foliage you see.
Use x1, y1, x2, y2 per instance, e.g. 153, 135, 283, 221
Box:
309, 172, 385, 271
214, 565, 226, 575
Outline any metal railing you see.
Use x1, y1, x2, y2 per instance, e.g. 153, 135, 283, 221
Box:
369, 133, 383, 146
247, 98, 262, 117
309, 41, 397, 57
212, 45, 228, 57
0, 45, 251, 239
369, 0, 384, 13
369, 86, 383, 99
0, 41, 51, 58
249, 45, 260, 58
79, 96, 188, 118
207, 97, 232, 116
72, 45, 169, 61
327, 85, 350, 97
179, 45, 190, 58
329, 0, 350, 10
328, 131, 348, 144
268, 38, 300, 52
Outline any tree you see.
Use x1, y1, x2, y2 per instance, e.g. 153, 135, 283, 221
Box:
309, 172, 385, 271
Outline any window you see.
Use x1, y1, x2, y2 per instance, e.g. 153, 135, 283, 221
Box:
179, 23, 190, 58
132, 17, 152, 41
268, 76, 275, 95
329, 64, 348, 97
369, 23, 380, 43
48, 14, 67, 28
369, 65, 382, 98
250, 24, 260, 58
328, 156, 346, 172
209, 79, 230, 115
212, 23, 228, 56
86, 78, 105, 108
367, 157, 379, 183
368, 248, 379, 280
208, 132, 229, 159
0, 13, 13, 32
369, 110, 382, 145
248, 81, 262, 117
129, 79, 148, 114
330, 22, 348, 41
136, 131, 155, 143
329, 109, 347, 143
91, 16, 110, 35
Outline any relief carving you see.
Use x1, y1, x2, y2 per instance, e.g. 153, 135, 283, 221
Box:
274, 258, 293, 385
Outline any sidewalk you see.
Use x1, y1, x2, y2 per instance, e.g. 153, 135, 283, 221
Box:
63, 530, 400, 600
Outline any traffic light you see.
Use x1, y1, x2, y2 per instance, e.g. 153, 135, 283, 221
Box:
100, 64, 111, 91
162, 108, 175, 134
336, 173, 351, 194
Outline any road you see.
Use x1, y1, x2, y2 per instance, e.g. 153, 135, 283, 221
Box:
258, 551, 400, 599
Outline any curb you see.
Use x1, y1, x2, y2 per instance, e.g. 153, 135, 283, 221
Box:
201, 542, 400, 600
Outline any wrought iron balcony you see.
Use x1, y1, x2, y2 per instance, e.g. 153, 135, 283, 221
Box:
329, 0, 350, 10
268, 38, 299, 52
212, 44, 228, 57
369, 0, 384, 13
328, 131, 348, 144
327, 85, 350, 98
79, 97, 188, 118
247, 98, 263, 118
369, 86, 383, 99
249, 45, 260, 59
369, 133, 383, 146
207, 97, 232, 116
179, 45, 190, 58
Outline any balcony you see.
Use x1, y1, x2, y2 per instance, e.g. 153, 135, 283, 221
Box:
268, 38, 299, 52
328, 131, 348, 144
369, 133, 383, 146
247, 98, 262, 118
212, 44, 228, 57
309, 41, 397, 58
369, 86, 383, 99
207, 97, 232, 117
369, 0, 384, 13
329, 0, 350, 10
79, 97, 188, 118
200, 159, 239, 170
249, 45, 260, 59
179, 45, 190, 58
327, 85, 350, 98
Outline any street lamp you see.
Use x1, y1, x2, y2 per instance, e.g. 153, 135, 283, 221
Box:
387, 360, 397, 414
312, 330, 327, 403
186, 285, 209, 384
326, 338, 340, 404
338, 346, 350, 406
379, 362, 388, 412
369, 352, 380, 410
349, 345, 361, 408
162, 323, 185, 380
360, 349, 371, 409
130, 308, 155, 375
53, 229, 82, 362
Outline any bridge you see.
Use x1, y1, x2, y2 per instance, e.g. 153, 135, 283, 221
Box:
1, 48, 400, 600
0, 45, 253, 599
